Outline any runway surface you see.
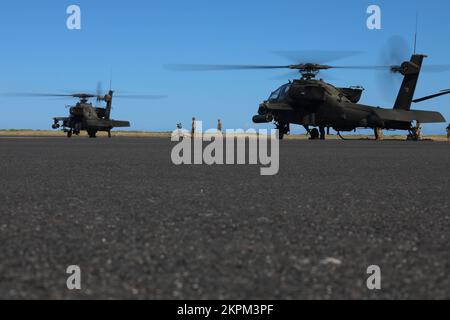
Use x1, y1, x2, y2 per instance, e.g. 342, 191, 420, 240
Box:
0, 137, 449, 299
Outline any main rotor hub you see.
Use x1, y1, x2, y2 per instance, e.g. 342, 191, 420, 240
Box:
299, 69, 319, 80
288, 64, 332, 80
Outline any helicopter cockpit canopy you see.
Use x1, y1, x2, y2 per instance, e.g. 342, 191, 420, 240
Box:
268, 84, 291, 102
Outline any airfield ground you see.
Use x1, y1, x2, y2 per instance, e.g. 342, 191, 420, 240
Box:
0, 136, 449, 299
0, 129, 449, 141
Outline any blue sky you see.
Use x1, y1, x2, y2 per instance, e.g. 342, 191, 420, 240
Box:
0, 0, 449, 134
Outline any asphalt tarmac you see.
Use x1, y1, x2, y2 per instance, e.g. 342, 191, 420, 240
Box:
0, 137, 449, 300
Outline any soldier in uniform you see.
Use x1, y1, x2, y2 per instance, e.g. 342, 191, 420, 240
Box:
415, 121, 423, 141
407, 121, 423, 141
447, 124, 450, 141
191, 117, 196, 137
176, 122, 184, 139
374, 127, 383, 141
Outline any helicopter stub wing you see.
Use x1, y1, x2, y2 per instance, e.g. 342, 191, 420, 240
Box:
53, 117, 69, 121
264, 103, 295, 111
372, 108, 446, 123
85, 119, 131, 129
111, 120, 131, 128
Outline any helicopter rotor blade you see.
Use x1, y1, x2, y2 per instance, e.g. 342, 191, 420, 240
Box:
421, 65, 450, 73
413, 89, 450, 103
332, 65, 392, 70
2, 91, 166, 101
375, 35, 450, 101
165, 64, 290, 71
384, 36, 411, 68
2, 92, 79, 97
273, 50, 363, 64
2, 92, 100, 101
113, 94, 168, 100
97, 81, 103, 96
166, 63, 396, 73
96, 81, 104, 106
376, 35, 411, 102
166, 50, 368, 73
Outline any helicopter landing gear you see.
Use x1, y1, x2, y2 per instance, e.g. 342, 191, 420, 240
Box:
52, 119, 60, 130
108, 131, 112, 138
276, 122, 290, 140
67, 130, 73, 138
309, 128, 320, 140
319, 126, 326, 140
303, 125, 311, 135
308, 127, 326, 140
87, 130, 97, 139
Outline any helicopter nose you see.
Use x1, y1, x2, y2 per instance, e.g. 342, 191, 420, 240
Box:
258, 102, 269, 115
253, 114, 273, 124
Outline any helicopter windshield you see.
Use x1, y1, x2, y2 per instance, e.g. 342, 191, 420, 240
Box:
268, 88, 281, 101
268, 84, 291, 102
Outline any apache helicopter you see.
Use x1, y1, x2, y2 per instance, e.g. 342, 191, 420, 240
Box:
167, 50, 449, 140
51, 90, 128, 138
10, 84, 166, 138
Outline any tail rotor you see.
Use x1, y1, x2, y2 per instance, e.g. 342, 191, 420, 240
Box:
377, 36, 411, 102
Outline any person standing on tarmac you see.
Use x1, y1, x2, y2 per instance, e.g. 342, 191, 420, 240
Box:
217, 119, 223, 133
416, 121, 423, 141
447, 124, 450, 141
374, 128, 383, 141
191, 117, 197, 137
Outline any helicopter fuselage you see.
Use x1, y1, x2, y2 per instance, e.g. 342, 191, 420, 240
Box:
52, 101, 130, 138
254, 79, 444, 134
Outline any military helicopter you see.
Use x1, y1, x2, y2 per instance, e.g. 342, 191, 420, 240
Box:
9, 84, 166, 138
167, 49, 449, 140
50, 90, 128, 138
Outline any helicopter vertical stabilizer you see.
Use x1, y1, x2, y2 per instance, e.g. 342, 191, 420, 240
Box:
393, 54, 426, 111
105, 90, 114, 120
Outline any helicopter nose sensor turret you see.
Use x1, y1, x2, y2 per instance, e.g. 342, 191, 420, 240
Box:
253, 103, 274, 123
253, 114, 273, 124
